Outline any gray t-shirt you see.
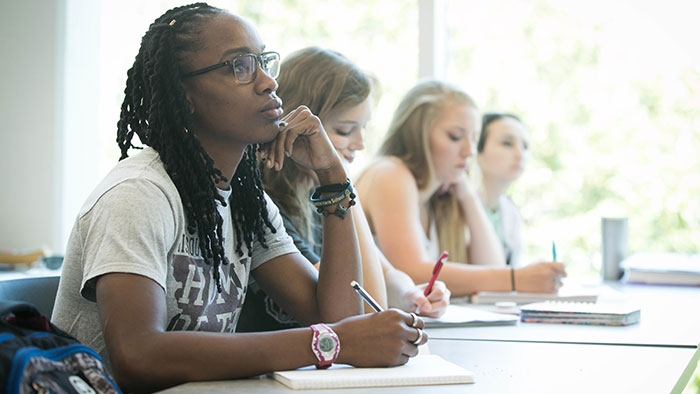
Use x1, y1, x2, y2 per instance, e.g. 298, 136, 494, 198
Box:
52, 146, 297, 368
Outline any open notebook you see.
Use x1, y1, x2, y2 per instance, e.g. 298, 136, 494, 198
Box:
423, 304, 518, 328
271, 355, 474, 390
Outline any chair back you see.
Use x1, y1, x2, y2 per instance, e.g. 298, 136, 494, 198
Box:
0, 276, 60, 317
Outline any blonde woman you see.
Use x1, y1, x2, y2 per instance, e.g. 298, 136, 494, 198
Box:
237, 48, 449, 333
355, 80, 565, 297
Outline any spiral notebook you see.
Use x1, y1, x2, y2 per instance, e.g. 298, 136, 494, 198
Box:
470, 287, 598, 305
271, 355, 474, 390
520, 301, 641, 326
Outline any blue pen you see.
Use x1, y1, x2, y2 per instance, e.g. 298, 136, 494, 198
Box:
552, 241, 557, 261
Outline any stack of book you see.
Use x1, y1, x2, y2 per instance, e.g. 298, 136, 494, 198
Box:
520, 301, 641, 326
622, 253, 700, 286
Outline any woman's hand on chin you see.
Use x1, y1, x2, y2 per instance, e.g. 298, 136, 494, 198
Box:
438, 171, 477, 202
259, 105, 342, 174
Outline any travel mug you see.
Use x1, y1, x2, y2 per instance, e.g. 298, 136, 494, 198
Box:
601, 217, 628, 281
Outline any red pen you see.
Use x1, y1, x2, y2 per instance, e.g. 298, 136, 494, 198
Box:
424, 251, 448, 296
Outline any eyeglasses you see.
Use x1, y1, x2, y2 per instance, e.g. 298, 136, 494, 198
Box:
181, 51, 280, 84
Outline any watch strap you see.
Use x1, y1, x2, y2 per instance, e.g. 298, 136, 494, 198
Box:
310, 323, 340, 369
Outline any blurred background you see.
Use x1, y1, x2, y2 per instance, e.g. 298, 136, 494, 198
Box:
99, 0, 700, 278
2, 0, 699, 276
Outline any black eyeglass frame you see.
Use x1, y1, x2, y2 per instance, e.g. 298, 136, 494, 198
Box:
181, 51, 280, 82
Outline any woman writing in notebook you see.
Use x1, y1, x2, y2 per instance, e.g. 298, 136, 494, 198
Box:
355, 80, 566, 297
52, 4, 426, 392
238, 47, 449, 332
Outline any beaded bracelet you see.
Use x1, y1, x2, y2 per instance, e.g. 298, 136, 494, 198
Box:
314, 178, 351, 194
320, 198, 355, 219
310, 179, 356, 219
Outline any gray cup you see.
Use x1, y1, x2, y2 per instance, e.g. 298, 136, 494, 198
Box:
601, 217, 628, 281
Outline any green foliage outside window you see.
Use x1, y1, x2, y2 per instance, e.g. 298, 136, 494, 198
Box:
446, 0, 700, 275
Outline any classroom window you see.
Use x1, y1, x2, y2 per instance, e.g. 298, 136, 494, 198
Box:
74, 0, 699, 274
446, 0, 700, 273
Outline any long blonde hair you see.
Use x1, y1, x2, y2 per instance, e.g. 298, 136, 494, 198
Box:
262, 47, 374, 240
379, 80, 477, 264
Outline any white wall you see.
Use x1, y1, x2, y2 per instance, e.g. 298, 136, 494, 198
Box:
0, 0, 66, 253
0, 0, 101, 254
61, 0, 101, 253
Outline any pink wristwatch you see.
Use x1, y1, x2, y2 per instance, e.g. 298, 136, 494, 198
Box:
310, 323, 340, 369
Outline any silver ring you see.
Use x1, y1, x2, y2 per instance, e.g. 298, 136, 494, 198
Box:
412, 328, 424, 345
409, 312, 419, 328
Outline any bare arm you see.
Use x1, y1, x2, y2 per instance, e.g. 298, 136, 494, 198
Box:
307, 200, 387, 314
350, 195, 388, 311
97, 273, 321, 393
261, 106, 364, 319
252, 166, 363, 324
96, 272, 428, 393
356, 189, 448, 316
356, 160, 564, 297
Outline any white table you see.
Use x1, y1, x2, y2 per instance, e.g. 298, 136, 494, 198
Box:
157, 338, 699, 393
429, 283, 700, 348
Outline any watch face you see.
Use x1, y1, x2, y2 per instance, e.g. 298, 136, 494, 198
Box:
319, 335, 336, 353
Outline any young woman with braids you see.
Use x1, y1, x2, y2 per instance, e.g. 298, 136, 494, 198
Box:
355, 80, 566, 297
236, 47, 449, 333
51, 4, 426, 392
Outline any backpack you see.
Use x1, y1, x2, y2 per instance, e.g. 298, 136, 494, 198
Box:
0, 300, 122, 394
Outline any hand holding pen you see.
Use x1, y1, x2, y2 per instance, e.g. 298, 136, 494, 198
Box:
424, 251, 448, 296
321, 283, 429, 367
398, 251, 450, 318
516, 242, 567, 293
348, 281, 429, 355
411, 281, 450, 318
552, 241, 566, 291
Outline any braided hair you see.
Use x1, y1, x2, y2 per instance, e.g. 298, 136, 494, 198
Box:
116, 3, 275, 292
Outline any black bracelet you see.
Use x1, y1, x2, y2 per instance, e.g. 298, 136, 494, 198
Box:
510, 267, 516, 292
314, 178, 351, 194
311, 187, 353, 208
310, 179, 355, 209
